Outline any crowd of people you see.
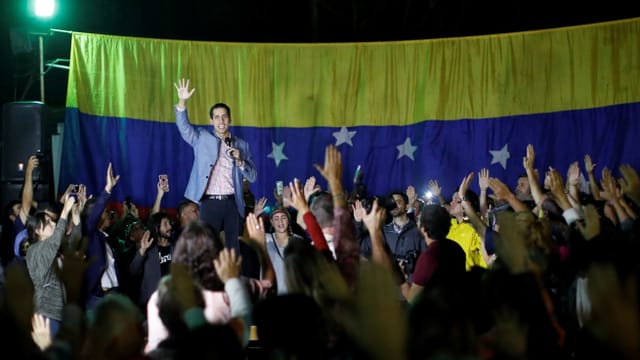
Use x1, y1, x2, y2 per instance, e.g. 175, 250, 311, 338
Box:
0, 81, 638, 359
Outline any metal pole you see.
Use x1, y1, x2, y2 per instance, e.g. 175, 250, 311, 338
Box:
39, 34, 45, 102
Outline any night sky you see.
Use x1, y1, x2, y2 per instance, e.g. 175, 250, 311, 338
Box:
1, 0, 640, 108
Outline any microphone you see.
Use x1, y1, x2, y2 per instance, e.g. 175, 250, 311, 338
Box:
224, 136, 234, 158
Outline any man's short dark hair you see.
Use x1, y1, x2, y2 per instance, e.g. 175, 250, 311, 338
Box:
177, 199, 198, 216
419, 205, 452, 241
209, 103, 231, 119
389, 191, 409, 205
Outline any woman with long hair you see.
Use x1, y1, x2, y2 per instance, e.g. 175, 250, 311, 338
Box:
25, 192, 83, 337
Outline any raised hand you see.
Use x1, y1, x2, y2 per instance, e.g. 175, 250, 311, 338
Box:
427, 179, 442, 198
488, 177, 513, 202
314, 145, 343, 185
619, 164, 640, 206
138, 230, 154, 255
72, 184, 88, 224
568, 161, 580, 187
458, 172, 474, 199
245, 213, 266, 246
523, 144, 535, 171
547, 168, 565, 199
599, 171, 618, 204
406, 185, 417, 206
282, 184, 293, 208
213, 248, 242, 284
362, 199, 386, 235
27, 155, 39, 172
288, 178, 310, 214
303, 176, 320, 202
352, 199, 366, 222
157, 178, 169, 194
253, 197, 267, 216
478, 168, 490, 192
61, 193, 77, 219
59, 183, 76, 204
105, 162, 120, 193
174, 78, 195, 102
584, 154, 596, 173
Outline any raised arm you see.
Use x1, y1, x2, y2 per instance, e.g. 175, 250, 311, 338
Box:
85, 163, 119, 235
523, 144, 546, 206
174, 78, 199, 145
566, 161, 582, 209
362, 199, 390, 269
478, 168, 490, 218
314, 145, 346, 208
289, 178, 329, 252
315, 145, 359, 286
619, 164, 640, 207
151, 176, 169, 215
245, 213, 276, 287
459, 172, 491, 266
19, 155, 39, 224
547, 168, 573, 212
488, 177, 529, 213
584, 154, 601, 201
600, 169, 630, 226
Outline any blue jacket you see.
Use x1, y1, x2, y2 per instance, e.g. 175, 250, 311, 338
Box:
175, 107, 257, 218
83, 190, 117, 300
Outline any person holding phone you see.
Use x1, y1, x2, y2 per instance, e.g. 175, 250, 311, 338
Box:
173, 79, 257, 261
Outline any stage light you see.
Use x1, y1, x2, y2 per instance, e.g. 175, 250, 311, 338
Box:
34, 0, 56, 18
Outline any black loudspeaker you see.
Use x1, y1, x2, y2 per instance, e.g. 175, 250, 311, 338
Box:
1, 101, 53, 182
1, 101, 54, 209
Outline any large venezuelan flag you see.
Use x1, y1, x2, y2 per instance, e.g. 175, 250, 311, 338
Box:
61, 18, 640, 210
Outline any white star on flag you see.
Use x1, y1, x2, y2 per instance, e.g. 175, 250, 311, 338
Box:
489, 143, 510, 169
396, 137, 417, 161
332, 126, 357, 146
267, 142, 288, 167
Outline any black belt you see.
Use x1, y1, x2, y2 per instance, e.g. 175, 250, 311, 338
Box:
202, 194, 235, 200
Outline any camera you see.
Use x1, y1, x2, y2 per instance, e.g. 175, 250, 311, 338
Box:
396, 250, 419, 274
380, 194, 398, 212
69, 184, 79, 199
35, 149, 47, 161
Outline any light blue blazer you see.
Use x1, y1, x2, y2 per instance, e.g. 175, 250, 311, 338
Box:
175, 107, 257, 217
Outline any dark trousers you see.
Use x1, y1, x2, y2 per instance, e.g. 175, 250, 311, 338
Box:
200, 198, 240, 252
